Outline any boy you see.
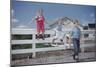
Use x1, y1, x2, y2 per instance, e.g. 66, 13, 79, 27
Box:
52, 18, 65, 46
71, 20, 81, 61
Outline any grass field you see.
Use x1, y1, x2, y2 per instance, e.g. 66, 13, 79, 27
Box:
36, 43, 53, 48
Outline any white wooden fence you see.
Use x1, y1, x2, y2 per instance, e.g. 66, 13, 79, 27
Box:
11, 28, 96, 57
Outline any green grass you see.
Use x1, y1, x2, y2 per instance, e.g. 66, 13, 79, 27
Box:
12, 44, 32, 50
12, 43, 53, 50
36, 43, 53, 48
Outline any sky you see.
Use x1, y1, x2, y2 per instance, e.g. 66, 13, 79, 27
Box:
11, 0, 96, 28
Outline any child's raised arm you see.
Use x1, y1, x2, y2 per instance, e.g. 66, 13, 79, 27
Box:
32, 16, 36, 23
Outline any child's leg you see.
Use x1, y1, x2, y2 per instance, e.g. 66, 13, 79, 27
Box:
40, 23, 45, 39
69, 38, 71, 48
51, 38, 58, 46
66, 36, 71, 48
36, 32, 40, 39
52, 38, 58, 44
40, 24, 44, 35
60, 39, 64, 45
51, 31, 59, 46
37, 23, 41, 39
37, 31, 40, 36
41, 29, 45, 40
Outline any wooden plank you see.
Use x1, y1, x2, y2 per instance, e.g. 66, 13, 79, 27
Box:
11, 46, 65, 54
11, 44, 95, 54
11, 40, 33, 44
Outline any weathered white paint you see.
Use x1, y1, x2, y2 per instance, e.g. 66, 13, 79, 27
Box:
11, 40, 33, 44
11, 28, 96, 57
11, 28, 55, 34
11, 44, 95, 54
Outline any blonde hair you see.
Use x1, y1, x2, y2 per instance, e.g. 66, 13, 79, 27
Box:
36, 8, 44, 16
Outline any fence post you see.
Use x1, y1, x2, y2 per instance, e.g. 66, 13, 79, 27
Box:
32, 43, 36, 58
81, 34, 85, 53
32, 32, 36, 58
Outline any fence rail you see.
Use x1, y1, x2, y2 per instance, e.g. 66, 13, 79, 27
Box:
11, 44, 95, 54
11, 29, 96, 57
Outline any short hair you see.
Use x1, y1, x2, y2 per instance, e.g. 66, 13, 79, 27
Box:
66, 36, 69, 39
38, 8, 43, 12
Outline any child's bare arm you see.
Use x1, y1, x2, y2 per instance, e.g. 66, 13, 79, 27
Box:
32, 17, 36, 23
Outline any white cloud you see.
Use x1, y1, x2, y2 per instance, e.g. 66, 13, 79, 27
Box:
82, 19, 95, 26
11, 9, 19, 23
81, 13, 96, 25
11, 9, 31, 28
16, 23, 33, 29
12, 18, 19, 23
16, 24, 28, 28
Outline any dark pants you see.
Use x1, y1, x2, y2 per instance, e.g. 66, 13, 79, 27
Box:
72, 38, 80, 56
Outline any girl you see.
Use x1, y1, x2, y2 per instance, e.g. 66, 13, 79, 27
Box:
34, 9, 45, 40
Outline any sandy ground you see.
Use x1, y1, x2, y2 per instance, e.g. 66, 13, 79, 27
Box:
11, 49, 96, 66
